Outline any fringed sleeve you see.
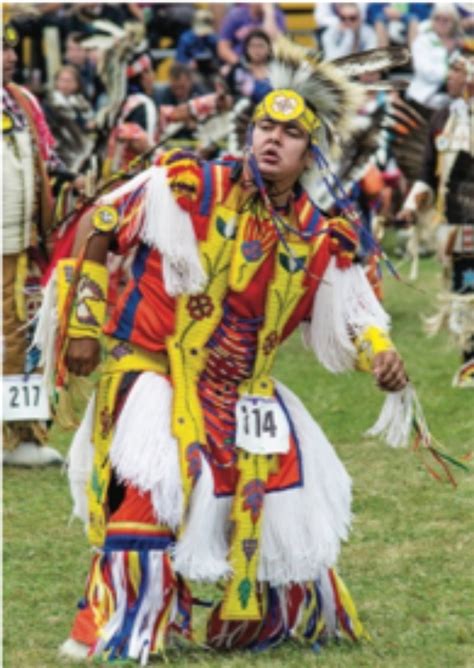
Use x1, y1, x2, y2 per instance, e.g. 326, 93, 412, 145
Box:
97, 150, 207, 296
302, 256, 391, 373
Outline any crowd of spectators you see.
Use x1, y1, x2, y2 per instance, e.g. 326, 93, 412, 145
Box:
3, 2, 473, 174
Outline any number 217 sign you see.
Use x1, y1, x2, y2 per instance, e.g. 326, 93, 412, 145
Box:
2, 375, 50, 421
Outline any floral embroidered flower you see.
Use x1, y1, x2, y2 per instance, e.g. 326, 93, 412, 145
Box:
262, 331, 279, 356
186, 442, 202, 481
241, 240, 262, 262
242, 479, 265, 524
110, 342, 133, 360
186, 294, 214, 320
238, 577, 252, 609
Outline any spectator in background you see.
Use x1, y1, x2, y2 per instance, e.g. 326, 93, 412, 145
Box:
153, 61, 206, 108
225, 28, 272, 101
218, 3, 285, 66
49, 65, 94, 130
176, 9, 219, 91
42, 64, 95, 171
321, 3, 378, 61
153, 62, 207, 142
64, 32, 104, 108
366, 3, 433, 47
406, 3, 463, 111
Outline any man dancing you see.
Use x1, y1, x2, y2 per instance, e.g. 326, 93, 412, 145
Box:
49, 41, 407, 662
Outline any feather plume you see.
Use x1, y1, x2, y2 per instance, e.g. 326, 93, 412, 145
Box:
363, 79, 409, 92
268, 38, 365, 145
383, 98, 431, 183
89, 19, 127, 39
332, 46, 411, 78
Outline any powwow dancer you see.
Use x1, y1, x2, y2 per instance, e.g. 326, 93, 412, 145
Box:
2, 23, 68, 466
39, 41, 415, 662
399, 44, 474, 387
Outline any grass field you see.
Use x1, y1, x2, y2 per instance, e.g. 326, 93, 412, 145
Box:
3, 252, 474, 668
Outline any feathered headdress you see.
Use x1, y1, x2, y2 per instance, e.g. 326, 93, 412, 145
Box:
245, 37, 409, 212
251, 37, 409, 157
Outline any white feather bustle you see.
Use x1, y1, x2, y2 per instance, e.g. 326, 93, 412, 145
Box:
302, 257, 391, 373
98, 166, 206, 296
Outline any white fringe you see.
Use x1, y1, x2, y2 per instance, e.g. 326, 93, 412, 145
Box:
97, 167, 155, 206
365, 384, 414, 448
67, 393, 95, 523
99, 166, 207, 296
31, 268, 58, 395
110, 372, 183, 531
302, 257, 391, 373
174, 380, 352, 586
66, 374, 184, 531
92, 551, 165, 664
173, 458, 232, 581
140, 166, 206, 296
66, 374, 353, 586
258, 382, 352, 586
128, 551, 166, 665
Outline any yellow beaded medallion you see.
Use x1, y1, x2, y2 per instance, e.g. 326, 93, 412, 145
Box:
92, 205, 119, 233
253, 89, 321, 137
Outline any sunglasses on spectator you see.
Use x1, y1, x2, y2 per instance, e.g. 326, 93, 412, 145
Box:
433, 15, 452, 22
340, 14, 359, 23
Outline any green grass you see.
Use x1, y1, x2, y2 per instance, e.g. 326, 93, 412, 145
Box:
3, 254, 474, 668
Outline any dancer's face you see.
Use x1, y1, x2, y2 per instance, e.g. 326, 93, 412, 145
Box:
252, 117, 312, 189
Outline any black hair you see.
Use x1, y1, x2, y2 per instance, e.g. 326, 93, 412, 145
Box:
242, 29, 272, 63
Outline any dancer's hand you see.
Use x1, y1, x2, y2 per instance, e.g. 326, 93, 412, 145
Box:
372, 350, 408, 392
66, 338, 101, 376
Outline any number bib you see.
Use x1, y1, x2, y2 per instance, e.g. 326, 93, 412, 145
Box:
2, 375, 50, 421
235, 395, 290, 455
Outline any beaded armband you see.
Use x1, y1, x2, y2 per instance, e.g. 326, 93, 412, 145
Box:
355, 325, 395, 372
56, 258, 109, 340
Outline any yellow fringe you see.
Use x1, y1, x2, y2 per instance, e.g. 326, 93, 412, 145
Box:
14, 252, 28, 322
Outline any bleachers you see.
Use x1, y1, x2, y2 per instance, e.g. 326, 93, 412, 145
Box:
280, 2, 317, 48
